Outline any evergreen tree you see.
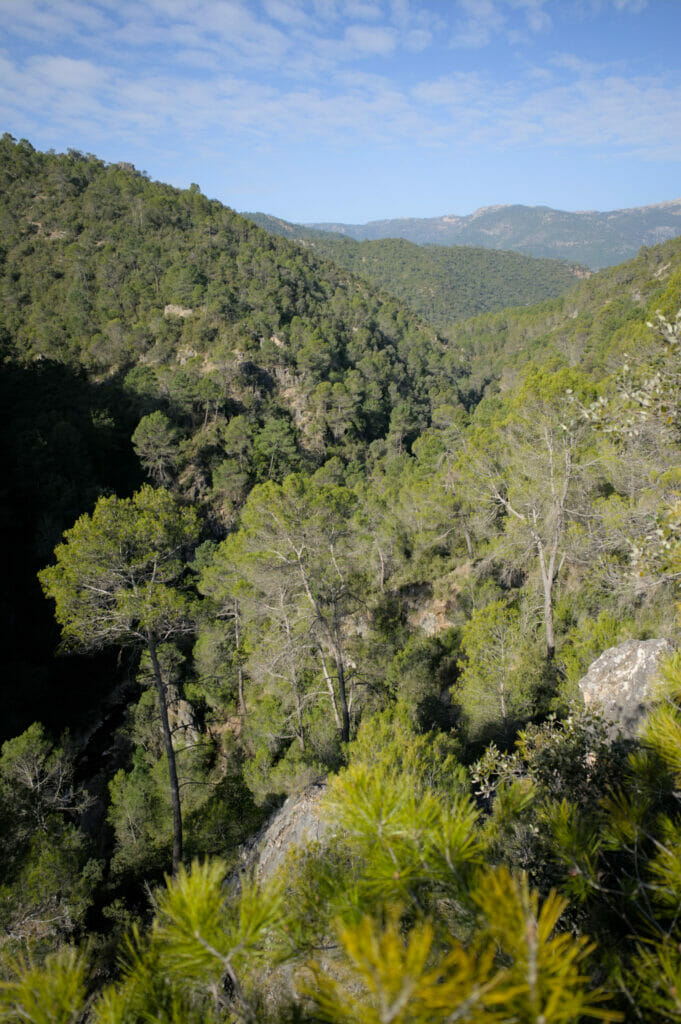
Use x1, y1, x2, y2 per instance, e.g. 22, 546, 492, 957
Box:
38, 486, 200, 874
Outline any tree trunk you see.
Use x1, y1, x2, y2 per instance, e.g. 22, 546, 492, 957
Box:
295, 693, 306, 752
542, 578, 556, 661
234, 599, 246, 721
318, 648, 343, 733
333, 648, 350, 743
533, 527, 556, 662
147, 634, 183, 875
536, 543, 556, 660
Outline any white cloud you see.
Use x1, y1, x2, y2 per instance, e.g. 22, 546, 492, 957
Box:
31, 54, 108, 90
412, 73, 487, 108
518, 74, 681, 154
1, 0, 680, 180
410, 61, 681, 158
344, 1, 383, 20
612, 0, 647, 10
450, 0, 552, 48
344, 23, 397, 54
263, 0, 310, 26
405, 28, 431, 51
0, 0, 115, 46
510, 0, 551, 32
451, 0, 505, 48
550, 52, 600, 75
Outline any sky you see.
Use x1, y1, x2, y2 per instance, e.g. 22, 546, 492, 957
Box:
1, 0, 680, 223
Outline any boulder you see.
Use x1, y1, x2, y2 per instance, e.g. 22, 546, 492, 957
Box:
578, 638, 674, 737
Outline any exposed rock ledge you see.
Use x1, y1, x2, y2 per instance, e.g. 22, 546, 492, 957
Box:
237, 782, 328, 881
578, 638, 674, 737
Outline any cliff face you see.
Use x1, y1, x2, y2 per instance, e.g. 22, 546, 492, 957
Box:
578, 638, 674, 737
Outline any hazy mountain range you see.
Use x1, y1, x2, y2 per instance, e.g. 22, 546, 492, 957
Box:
245, 200, 681, 270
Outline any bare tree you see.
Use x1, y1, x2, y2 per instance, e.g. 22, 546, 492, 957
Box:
458, 381, 597, 659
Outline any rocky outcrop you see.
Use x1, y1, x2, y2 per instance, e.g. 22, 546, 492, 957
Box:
164, 303, 193, 318
167, 692, 201, 747
402, 566, 472, 637
578, 638, 674, 737
238, 783, 327, 881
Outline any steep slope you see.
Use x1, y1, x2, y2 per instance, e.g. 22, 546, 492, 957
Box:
449, 233, 681, 390
306, 200, 681, 269
0, 134, 455, 448
244, 213, 585, 327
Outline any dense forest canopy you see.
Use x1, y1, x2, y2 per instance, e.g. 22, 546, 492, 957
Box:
3, 134, 681, 1023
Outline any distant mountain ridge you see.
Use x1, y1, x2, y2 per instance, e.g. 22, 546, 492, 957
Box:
299, 201, 681, 269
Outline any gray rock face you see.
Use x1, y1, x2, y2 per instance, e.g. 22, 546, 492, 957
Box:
578, 638, 674, 737
238, 783, 328, 881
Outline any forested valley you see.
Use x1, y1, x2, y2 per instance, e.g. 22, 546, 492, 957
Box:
242, 213, 586, 327
3, 133, 681, 1023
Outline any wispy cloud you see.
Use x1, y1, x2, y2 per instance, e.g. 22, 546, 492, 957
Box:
1, 0, 678, 216
451, 0, 506, 48
344, 23, 397, 54
3, 26, 679, 164
345, 1, 383, 20
450, 0, 551, 48
612, 0, 647, 11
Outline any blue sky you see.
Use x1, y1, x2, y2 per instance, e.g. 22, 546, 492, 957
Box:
1, 0, 680, 222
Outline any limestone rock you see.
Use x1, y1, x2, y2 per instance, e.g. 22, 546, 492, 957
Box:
578, 638, 674, 737
166, 685, 200, 746
164, 303, 193, 318
238, 782, 327, 881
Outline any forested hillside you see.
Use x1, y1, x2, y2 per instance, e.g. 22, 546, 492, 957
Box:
0, 132, 460, 738
448, 234, 681, 390
245, 213, 584, 327
4, 135, 681, 1024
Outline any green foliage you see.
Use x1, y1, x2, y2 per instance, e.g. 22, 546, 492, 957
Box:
8, 136, 681, 1023
473, 866, 619, 1023
39, 484, 202, 874
455, 601, 542, 742
629, 938, 681, 1022
346, 706, 465, 799
0, 135, 460, 512
304, 866, 618, 1024
249, 203, 681, 270
107, 755, 173, 880
449, 238, 681, 387
559, 612, 635, 687
304, 908, 509, 1024
289, 236, 584, 329
378, 628, 458, 732
39, 485, 199, 652
132, 411, 181, 486
639, 652, 681, 776
0, 946, 88, 1024
288, 723, 481, 931
0, 725, 100, 951
91, 860, 287, 1024
200, 473, 369, 763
